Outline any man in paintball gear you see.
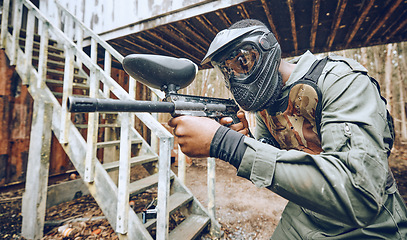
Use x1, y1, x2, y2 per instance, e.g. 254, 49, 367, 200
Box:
169, 19, 407, 239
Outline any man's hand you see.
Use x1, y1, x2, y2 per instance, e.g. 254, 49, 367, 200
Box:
219, 110, 251, 136
168, 116, 221, 158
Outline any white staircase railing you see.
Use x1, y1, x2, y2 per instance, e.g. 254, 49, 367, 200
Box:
1, 0, 222, 238
1, 0, 174, 238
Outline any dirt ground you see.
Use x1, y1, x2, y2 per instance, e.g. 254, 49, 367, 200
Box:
0, 147, 406, 239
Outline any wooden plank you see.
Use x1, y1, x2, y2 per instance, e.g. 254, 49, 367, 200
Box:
46, 68, 87, 81
84, 42, 99, 182
116, 113, 131, 234
207, 157, 221, 237
168, 192, 193, 214
22, 10, 35, 85
156, 136, 173, 240
11, 0, 22, 65
21, 101, 53, 239
97, 139, 142, 148
128, 173, 159, 197
310, 0, 321, 51
286, 0, 298, 53
364, 0, 403, 45
260, 0, 280, 42
143, 192, 193, 230
45, 79, 89, 90
345, 0, 374, 48
46, 178, 90, 209
168, 214, 210, 240
326, 0, 348, 50
103, 154, 158, 172
60, 46, 74, 144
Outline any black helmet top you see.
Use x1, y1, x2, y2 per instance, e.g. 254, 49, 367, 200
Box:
201, 20, 282, 111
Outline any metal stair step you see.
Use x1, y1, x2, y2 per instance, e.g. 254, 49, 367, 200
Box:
129, 174, 175, 197
143, 192, 194, 230
169, 214, 210, 240
103, 154, 158, 172
96, 139, 142, 149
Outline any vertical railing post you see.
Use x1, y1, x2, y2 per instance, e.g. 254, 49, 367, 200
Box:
207, 157, 222, 237
116, 112, 131, 236
150, 94, 159, 154
64, 11, 73, 41
11, 0, 23, 65
23, 9, 35, 85
37, 22, 49, 89
156, 136, 173, 240
104, 50, 112, 97
178, 146, 186, 184
75, 27, 84, 68
21, 101, 53, 239
60, 46, 74, 143
102, 50, 119, 183
84, 38, 99, 182
1, 0, 11, 48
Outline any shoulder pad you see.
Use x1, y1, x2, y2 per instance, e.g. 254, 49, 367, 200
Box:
328, 54, 367, 73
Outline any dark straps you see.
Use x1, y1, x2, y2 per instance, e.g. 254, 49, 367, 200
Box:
301, 57, 329, 84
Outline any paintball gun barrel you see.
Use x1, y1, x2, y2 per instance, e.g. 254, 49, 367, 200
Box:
67, 93, 240, 122
67, 54, 241, 124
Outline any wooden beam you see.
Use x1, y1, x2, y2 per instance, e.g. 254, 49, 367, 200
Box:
237, 3, 250, 19
195, 15, 219, 36
310, 0, 321, 51
179, 19, 213, 48
260, 0, 280, 42
345, 0, 374, 48
156, 137, 173, 240
287, 0, 298, 53
21, 101, 53, 239
214, 9, 232, 27
381, 8, 407, 40
163, 25, 207, 55
148, 29, 202, 63
385, 15, 407, 41
364, 0, 403, 45
326, 0, 348, 51
116, 113, 131, 234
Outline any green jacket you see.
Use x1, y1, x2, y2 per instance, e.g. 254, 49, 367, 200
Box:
237, 51, 407, 239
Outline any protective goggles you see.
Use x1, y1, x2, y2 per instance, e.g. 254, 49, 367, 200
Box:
212, 44, 260, 82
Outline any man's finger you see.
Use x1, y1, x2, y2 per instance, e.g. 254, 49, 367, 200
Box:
219, 117, 233, 126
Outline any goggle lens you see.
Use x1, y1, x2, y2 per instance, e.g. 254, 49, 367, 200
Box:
215, 45, 260, 81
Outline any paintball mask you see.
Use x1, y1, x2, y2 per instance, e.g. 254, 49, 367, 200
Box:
201, 25, 282, 111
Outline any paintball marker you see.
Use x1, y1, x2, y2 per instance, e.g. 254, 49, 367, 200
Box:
67, 54, 241, 124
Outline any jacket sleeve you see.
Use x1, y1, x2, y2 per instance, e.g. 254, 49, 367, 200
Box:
237, 60, 392, 227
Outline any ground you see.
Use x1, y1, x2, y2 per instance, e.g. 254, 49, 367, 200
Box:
0, 147, 406, 239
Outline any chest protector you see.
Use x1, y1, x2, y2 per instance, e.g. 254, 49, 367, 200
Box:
259, 58, 328, 154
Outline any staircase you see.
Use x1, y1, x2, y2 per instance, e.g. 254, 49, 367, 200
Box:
0, 0, 219, 239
